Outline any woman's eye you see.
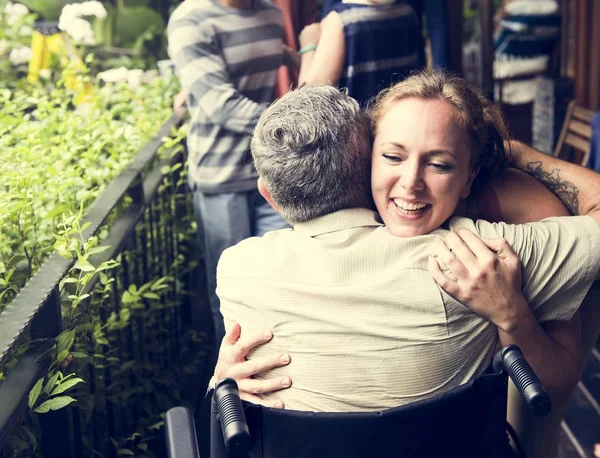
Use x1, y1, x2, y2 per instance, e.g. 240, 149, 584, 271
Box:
429, 163, 453, 172
382, 154, 403, 162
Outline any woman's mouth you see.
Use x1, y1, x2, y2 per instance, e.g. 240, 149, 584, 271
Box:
392, 198, 430, 216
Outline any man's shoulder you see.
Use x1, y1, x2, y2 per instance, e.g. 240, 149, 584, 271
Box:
218, 229, 294, 271
168, 0, 221, 26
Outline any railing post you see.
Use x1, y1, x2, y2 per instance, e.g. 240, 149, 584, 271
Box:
30, 285, 81, 458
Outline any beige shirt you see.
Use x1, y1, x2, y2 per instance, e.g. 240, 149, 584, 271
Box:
217, 209, 600, 412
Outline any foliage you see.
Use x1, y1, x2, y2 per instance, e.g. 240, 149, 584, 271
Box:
0, 70, 179, 307
0, 63, 205, 457
0, 0, 37, 85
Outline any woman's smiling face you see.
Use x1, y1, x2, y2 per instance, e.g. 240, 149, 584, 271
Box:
371, 97, 478, 237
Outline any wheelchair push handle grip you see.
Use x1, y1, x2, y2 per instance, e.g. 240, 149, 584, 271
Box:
215, 378, 251, 457
164, 407, 200, 458
494, 345, 552, 417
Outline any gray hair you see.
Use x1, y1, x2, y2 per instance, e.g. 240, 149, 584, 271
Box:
251, 85, 372, 224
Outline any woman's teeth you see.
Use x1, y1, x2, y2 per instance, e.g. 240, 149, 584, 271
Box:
393, 199, 429, 212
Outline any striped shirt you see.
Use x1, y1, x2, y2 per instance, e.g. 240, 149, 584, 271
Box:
167, 0, 284, 193
334, 2, 423, 106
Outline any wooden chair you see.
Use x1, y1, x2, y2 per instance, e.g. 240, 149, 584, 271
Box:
553, 100, 594, 167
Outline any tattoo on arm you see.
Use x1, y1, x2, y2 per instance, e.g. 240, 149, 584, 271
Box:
525, 161, 580, 215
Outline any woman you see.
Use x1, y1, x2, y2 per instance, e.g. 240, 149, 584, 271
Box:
298, 0, 450, 106
213, 72, 587, 413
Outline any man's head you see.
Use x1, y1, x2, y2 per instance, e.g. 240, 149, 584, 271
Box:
252, 85, 373, 224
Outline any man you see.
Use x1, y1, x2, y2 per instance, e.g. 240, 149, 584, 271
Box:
167, 0, 290, 341
215, 84, 600, 411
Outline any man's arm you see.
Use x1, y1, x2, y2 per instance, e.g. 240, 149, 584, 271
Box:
167, 17, 265, 135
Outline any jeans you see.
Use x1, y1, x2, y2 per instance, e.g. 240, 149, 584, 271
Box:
193, 189, 289, 342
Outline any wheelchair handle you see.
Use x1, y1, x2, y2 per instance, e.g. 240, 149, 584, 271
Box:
215, 378, 251, 457
493, 345, 552, 417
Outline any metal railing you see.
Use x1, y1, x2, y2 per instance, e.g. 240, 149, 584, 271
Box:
0, 110, 209, 458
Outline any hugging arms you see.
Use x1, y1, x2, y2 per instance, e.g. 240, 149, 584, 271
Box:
211, 76, 599, 412
214, 141, 594, 408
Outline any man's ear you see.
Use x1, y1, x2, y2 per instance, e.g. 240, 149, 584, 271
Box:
461, 167, 480, 199
258, 177, 279, 211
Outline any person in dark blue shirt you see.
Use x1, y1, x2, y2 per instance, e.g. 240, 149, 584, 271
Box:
302, 0, 449, 106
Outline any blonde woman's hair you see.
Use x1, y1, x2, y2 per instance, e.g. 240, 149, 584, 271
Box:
371, 71, 509, 192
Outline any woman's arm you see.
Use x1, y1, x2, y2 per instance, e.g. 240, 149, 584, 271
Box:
298, 12, 345, 86
508, 140, 600, 226
462, 165, 583, 400
428, 229, 581, 399
211, 323, 292, 408
488, 168, 570, 222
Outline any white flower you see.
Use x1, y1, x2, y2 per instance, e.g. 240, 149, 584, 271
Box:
97, 67, 129, 84
0, 39, 9, 56
39, 69, 51, 80
19, 25, 33, 37
9, 46, 32, 66
127, 69, 144, 88
58, 1, 107, 45
5, 2, 29, 21
60, 17, 96, 45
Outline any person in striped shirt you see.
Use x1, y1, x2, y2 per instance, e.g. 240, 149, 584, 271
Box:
167, 0, 293, 342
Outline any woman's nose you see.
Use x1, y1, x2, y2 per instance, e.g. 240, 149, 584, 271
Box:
398, 160, 425, 191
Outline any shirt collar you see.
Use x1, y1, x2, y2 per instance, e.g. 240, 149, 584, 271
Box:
293, 208, 383, 237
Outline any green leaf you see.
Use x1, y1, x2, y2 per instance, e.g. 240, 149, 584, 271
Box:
57, 330, 75, 355
114, 6, 165, 47
74, 260, 95, 272
50, 378, 85, 396
43, 372, 61, 395
71, 351, 89, 358
28, 377, 44, 409
88, 246, 110, 256
142, 292, 160, 300
117, 450, 135, 456
34, 396, 77, 413
57, 349, 69, 363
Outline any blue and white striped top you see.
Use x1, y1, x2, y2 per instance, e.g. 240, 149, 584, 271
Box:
333, 1, 423, 107
167, 0, 284, 193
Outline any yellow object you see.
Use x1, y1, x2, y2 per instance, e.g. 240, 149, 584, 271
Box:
27, 22, 94, 105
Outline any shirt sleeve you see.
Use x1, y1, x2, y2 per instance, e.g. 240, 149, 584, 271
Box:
449, 216, 600, 322
423, 0, 450, 69
167, 17, 264, 135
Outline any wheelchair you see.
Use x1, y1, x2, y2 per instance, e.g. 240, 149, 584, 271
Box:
165, 345, 550, 458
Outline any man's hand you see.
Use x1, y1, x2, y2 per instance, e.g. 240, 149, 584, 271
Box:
173, 90, 187, 112
282, 44, 300, 71
214, 323, 292, 408
428, 228, 527, 332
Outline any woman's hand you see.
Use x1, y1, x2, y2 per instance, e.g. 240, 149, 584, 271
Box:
214, 323, 292, 408
427, 228, 525, 331
299, 22, 321, 49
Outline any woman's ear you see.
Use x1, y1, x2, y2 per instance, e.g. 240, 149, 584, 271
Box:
461, 167, 480, 199
258, 177, 279, 211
